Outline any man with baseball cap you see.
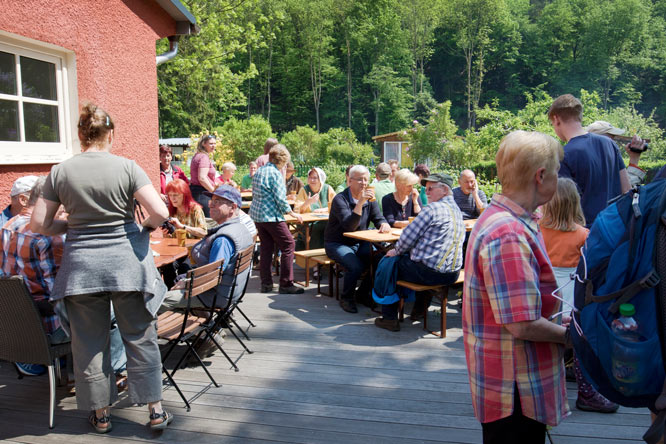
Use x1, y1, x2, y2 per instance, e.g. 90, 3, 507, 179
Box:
1, 176, 39, 226
161, 185, 254, 312
585, 120, 648, 188
373, 162, 395, 212
374, 173, 465, 331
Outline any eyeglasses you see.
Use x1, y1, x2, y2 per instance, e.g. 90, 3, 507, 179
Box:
425, 185, 443, 192
350, 177, 368, 183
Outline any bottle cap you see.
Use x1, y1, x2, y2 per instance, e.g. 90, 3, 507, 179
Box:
619, 303, 636, 317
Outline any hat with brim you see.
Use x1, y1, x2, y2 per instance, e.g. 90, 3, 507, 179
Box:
375, 163, 391, 179
10, 175, 39, 197
421, 173, 453, 189
204, 185, 242, 207
585, 120, 625, 136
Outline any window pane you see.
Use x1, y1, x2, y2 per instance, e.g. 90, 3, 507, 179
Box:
384, 142, 400, 163
0, 51, 16, 95
0, 99, 19, 141
24, 102, 59, 142
20, 56, 57, 100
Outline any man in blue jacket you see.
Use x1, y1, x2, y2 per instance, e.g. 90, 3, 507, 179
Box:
325, 165, 390, 313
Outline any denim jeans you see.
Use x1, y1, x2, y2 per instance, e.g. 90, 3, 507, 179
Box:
381, 255, 459, 320
325, 241, 371, 301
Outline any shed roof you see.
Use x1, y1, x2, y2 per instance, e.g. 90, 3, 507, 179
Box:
155, 0, 198, 34
159, 137, 191, 146
371, 131, 408, 143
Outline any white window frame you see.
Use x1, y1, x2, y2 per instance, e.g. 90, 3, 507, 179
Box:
383, 141, 404, 165
0, 31, 78, 165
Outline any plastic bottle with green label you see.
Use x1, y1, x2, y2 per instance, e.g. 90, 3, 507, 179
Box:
611, 303, 642, 395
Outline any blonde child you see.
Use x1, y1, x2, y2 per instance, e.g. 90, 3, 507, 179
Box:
540, 178, 618, 414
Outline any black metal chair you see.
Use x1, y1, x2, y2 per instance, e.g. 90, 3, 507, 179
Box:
157, 259, 224, 411
0, 276, 71, 429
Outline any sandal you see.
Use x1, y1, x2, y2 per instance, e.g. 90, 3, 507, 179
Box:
89, 411, 112, 434
149, 408, 173, 430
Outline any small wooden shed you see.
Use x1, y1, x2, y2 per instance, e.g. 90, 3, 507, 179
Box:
372, 131, 413, 167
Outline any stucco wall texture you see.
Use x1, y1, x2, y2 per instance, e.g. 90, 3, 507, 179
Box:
0, 0, 177, 208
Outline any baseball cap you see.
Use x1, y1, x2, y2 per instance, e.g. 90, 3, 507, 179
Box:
375, 163, 391, 179
585, 120, 626, 136
204, 185, 242, 207
10, 175, 39, 197
421, 173, 453, 189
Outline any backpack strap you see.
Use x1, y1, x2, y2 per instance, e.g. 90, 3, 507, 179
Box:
583, 269, 661, 314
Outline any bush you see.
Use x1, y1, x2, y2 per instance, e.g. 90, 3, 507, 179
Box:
282, 126, 376, 167
214, 115, 275, 167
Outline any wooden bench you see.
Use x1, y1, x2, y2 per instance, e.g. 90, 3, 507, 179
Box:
397, 270, 465, 338
310, 255, 338, 299
294, 248, 327, 287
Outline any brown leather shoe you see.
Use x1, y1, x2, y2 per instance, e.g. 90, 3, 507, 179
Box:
374, 317, 400, 332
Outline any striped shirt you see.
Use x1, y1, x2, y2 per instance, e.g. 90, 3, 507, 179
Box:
249, 162, 291, 223
1, 210, 64, 334
462, 194, 569, 426
393, 195, 464, 273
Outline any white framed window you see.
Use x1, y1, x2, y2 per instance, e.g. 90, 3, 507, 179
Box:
383, 141, 403, 165
0, 32, 78, 164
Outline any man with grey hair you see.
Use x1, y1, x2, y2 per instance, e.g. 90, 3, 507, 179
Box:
1, 175, 39, 226
452, 170, 487, 220
325, 165, 391, 313
374, 173, 465, 331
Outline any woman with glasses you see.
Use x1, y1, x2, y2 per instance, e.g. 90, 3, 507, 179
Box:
382, 169, 421, 228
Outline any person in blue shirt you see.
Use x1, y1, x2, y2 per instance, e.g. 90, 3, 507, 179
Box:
1, 176, 38, 227
548, 94, 631, 227
160, 186, 255, 312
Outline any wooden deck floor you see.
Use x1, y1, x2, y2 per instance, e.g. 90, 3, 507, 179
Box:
0, 270, 652, 443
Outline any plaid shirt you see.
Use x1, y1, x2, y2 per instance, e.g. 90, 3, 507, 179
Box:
1, 210, 64, 334
462, 194, 569, 426
250, 163, 291, 223
393, 195, 464, 273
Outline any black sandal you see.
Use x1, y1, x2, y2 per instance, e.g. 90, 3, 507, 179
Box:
149, 408, 173, 430
89, 411, 112, 433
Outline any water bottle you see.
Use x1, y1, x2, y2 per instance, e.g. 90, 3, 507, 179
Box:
611, 303, 641, 395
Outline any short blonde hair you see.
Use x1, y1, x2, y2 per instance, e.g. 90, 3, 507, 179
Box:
222, 162, 236, 172
394, 168, 419, 187
496, 131, 563, 193
268, 144, 290, 168
541, 177, 585, 231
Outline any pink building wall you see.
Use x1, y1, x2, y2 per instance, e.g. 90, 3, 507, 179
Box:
0, 0, 176, 207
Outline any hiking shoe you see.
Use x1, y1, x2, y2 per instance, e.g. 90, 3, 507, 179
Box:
261, 284, 275, 293
576, 392, 619, 413
15, 362, 46, 376
374, 317, 400, 332
339, 299, 358, 313
279, 285, 304, 294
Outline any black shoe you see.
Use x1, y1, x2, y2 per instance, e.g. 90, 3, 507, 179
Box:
374, 317, 400, 332
340, 299, 358, 313
261, 284, 275, 293
279, 285, 304, 294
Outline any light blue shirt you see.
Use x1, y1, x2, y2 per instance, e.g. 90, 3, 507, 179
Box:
209, 236, 236, 271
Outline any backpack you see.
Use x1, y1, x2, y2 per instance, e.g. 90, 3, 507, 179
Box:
571, 178, 666, 444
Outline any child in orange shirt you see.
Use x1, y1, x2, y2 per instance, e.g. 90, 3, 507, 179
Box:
540, 178, 618, 414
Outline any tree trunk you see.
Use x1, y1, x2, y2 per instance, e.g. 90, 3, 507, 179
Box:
346, 37, 352, 128
266, 39, 273, 122
374, 90, 380, 136
466, 48, 473, 129
247, 45, 252, 117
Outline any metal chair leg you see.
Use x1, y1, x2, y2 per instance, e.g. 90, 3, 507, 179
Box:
235, 306, 256, 328
48, 364, 55, 429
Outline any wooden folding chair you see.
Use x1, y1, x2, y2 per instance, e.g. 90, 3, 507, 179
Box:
195, 243, 256, 372
157, 259, 224, 411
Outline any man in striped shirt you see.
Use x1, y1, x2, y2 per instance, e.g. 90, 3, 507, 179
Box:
374, 173, 465, 332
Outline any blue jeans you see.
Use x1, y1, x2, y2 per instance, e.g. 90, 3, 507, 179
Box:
381, 255, 459, 320
325, 241, 371, 301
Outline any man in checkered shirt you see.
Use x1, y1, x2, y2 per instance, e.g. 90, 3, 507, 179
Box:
375, 173, 465, 332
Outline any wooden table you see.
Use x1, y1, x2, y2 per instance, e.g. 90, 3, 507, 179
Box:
240, 191, 252, 199
150, 237, 198, 268
240, 197, 296, 212
285, 212, 330, 251
464, 219, 477, 232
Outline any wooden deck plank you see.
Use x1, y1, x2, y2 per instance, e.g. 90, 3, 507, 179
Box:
0, 273, 652, 442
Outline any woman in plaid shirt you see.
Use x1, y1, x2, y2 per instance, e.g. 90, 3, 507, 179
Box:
463, 131, 571, 443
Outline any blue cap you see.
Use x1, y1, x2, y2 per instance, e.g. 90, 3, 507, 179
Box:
204, 185, 242, 207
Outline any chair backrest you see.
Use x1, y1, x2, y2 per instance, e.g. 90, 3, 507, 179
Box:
0, 276, 53, 365
184, 258, 224, 299
228, 243, 256, 307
